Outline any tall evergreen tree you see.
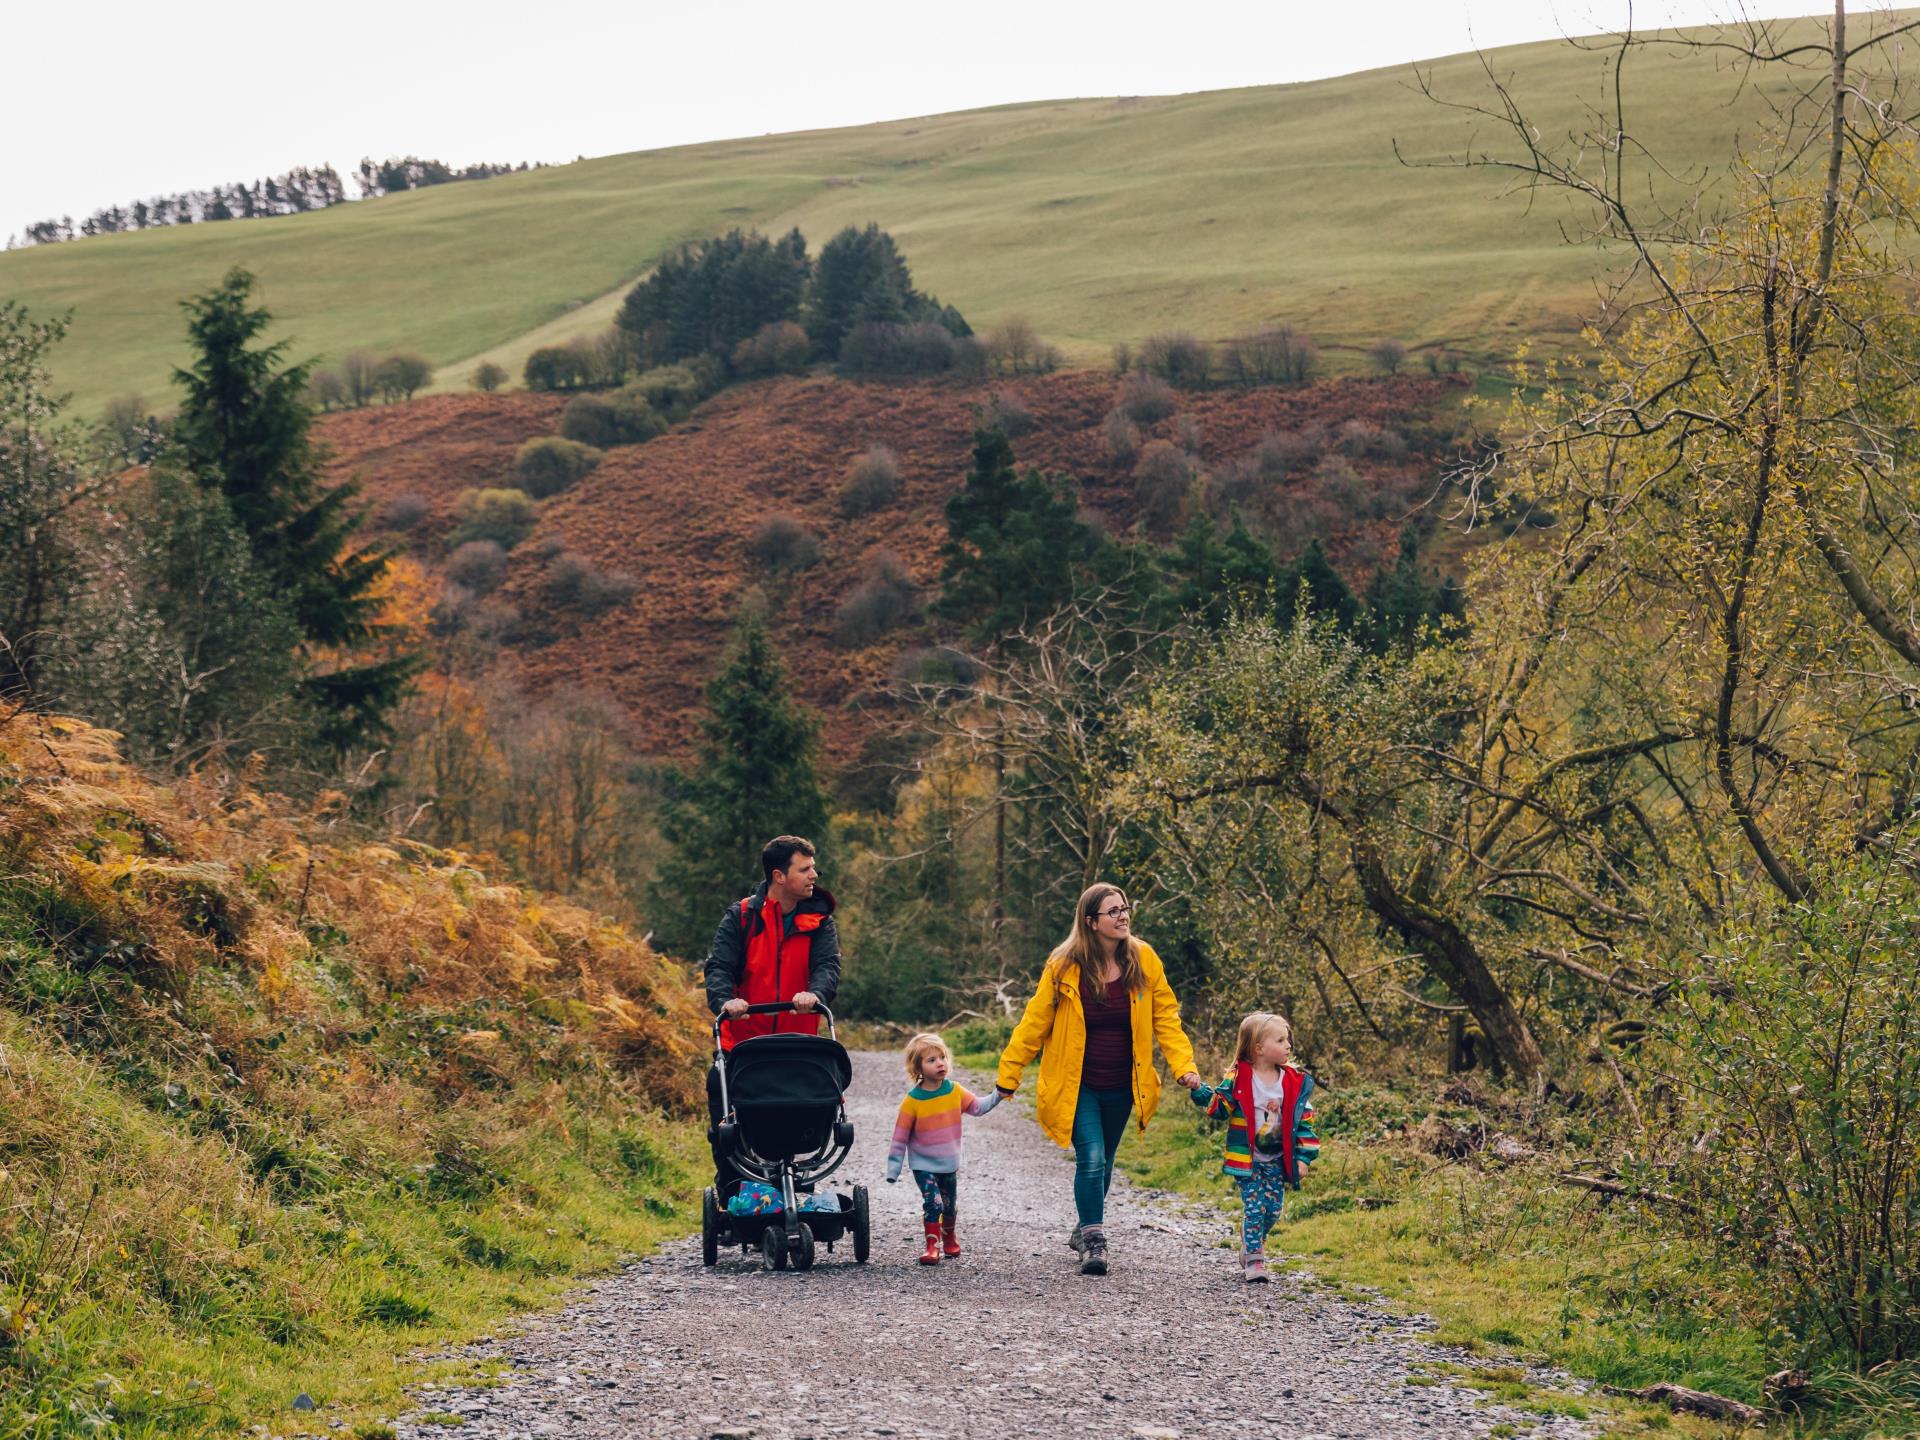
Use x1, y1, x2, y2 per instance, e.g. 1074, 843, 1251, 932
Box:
170, 267, 416, 750
647, 605, 832, 958
935, 426, 1092, 648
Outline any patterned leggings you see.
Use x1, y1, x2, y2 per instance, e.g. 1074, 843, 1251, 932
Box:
912, 1169, 959, 1223
1235, 1161, 1287, 1254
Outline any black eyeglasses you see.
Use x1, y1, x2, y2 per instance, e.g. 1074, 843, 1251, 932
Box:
1090, 903, 1131, 921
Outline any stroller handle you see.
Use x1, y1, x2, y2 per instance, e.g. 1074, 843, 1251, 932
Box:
713, 999, 837, 1040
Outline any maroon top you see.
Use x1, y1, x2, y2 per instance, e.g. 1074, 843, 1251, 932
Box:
1080, 967, 1133, 1090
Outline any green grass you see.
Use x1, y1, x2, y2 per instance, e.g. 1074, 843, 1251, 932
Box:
1115, 1096, 1920, 1438
0, 1007, 704, 1438
0, 11, 1881, 414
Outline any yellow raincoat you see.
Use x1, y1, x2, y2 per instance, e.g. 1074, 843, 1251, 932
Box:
994, 941, 1198, 1149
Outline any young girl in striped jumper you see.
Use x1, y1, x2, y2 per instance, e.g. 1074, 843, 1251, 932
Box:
1192, 1011, 1320, 1282
885, 1032, 1000, 1265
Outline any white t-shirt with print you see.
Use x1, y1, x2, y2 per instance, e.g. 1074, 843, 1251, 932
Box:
1250, 1069, 1287, 1159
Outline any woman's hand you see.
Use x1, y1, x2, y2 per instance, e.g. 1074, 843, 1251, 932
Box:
1176, 1071, 1202, 1090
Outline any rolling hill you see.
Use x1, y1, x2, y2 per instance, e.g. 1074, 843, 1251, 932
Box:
2, 10, 1870, 416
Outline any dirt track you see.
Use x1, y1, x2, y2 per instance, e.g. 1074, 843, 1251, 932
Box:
392, 1052, 1593, 1439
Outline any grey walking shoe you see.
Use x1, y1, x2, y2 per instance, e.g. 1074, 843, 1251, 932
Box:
1067, 1224, 1085, 1253
1243, 1253, 1269, 1283
1078, 1224, 1108, 1275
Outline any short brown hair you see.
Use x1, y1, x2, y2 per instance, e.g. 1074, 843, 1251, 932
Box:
761, 835, 816, 881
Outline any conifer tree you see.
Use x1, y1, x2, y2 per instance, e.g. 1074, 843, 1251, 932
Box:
647, 604, 831, 958
934, 426, 1091, 648
170, 267, 416, 751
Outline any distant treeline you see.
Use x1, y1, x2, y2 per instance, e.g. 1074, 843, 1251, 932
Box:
15, 155, 542, 246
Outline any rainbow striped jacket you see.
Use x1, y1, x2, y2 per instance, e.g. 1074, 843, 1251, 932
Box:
1191, 1062, 1320, 1183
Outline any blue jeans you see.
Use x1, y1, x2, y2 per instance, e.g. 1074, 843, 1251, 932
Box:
1071, 1086, 1132, 1227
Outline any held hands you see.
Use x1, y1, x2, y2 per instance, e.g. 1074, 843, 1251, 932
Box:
1176, 1071, 1202, 1090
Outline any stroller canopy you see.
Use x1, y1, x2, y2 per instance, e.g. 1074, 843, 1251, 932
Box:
725, 1033, 853, 1162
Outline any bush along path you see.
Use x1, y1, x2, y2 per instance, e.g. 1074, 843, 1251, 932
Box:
391, 1053, 1597, 1440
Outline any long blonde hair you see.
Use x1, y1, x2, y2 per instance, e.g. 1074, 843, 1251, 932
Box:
1235, 1011, 1291, 1064
1047, 882, 1144, 1005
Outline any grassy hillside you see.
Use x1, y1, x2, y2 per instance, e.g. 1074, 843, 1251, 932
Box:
0, 711, 709, 1435
0, 12, 1866, 414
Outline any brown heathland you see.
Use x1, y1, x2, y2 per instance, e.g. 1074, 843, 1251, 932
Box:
319, 372, 1461, 764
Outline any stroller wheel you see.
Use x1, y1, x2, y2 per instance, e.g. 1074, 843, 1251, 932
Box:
851, 1185, 871, 1264
700, 1188, 719, 1267
760, 1227, 788, 1271
790, 1222, 816, 1272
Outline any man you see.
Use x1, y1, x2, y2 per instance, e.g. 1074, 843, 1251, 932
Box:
703, 834, 841, 1198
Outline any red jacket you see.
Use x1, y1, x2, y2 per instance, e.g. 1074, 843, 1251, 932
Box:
704, 882, 841, 1050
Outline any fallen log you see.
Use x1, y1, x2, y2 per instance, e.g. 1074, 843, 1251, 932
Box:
1601, 1382, 1762, 1424
1558, 1172, 1698, 1214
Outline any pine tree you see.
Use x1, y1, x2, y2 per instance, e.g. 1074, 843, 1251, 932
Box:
934, 426, 1091, 648
170, 268, 417, 751
646, 605, 831, 959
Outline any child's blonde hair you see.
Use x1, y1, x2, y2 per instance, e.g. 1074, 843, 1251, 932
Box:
903, 1031, 951, 1083
1234, 1011, 1292, 1064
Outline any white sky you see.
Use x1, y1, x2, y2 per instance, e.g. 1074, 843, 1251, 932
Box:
4, 1, 1861, 242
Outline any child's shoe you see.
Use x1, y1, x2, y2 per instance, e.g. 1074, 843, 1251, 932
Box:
1242, 1252, 1269, 1284
918, 1221, 942, 1266
1078, 1224, 1108, 1275
941, 1218, 962, 1258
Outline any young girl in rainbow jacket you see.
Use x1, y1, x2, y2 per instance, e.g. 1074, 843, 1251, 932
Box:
1191, 1011, 1319, 1283
885, 1032, 1000, 1265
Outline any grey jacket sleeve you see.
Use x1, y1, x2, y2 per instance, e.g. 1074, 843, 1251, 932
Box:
703, 904, 745, 1015
807, 915, 842, 1005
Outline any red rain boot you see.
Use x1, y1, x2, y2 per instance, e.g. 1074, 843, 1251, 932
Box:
941, 1218, 962, 1258
918, 1221, 943, 1265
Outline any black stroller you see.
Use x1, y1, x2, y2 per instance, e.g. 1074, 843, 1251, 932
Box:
702, 1001, 870, 1271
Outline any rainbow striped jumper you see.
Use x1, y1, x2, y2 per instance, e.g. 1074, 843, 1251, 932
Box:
885, 1080, 999, 1178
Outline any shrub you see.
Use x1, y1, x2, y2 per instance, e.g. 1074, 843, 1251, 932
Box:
1140, 331, 1212, 387
523, 345, 591, 392
746, 515, 819, 572
446, 539, 508, 595
449, 488, 537, 550
985, 391, 1035, 438
374, 352, 434, 401
472, 361, 508, 392
983, 317, 1051, 375
511, 437, 602, 498
1204, 454, 1260, 515
629, 360, 723, 421
1222, 326, 1319, 385
308, 368, 348, 410
1171, 413, 1204, 452
540, 551, 637, 615
1117, 373, 1176, 424
380, 493, 430, 531
1336, 419, 1409, 462
1368, 338, 1408, 375
1311, 453, 1364, 509
1132, 441, 1199, 535
834, 551, 919, 645
1665, 847, 1920, 1367
560, 394, 665, 448
839, 321, 955, 374
1102, 408, 1141, 467
952, 335, 989, 380
1111, 341, 1133, 375
731, 320, 810, 377
342, 350, 378, 406
1251, 425, 1326, 480
839, 445, 902, 516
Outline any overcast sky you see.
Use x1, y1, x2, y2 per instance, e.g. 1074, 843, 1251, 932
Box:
5, 1, 1863, 242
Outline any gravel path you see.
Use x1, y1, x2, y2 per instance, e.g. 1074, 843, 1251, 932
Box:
393, 1053, 1594, 1440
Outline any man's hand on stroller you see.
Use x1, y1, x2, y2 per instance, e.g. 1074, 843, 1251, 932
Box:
720, 998, 749, 1017
791, 991, 819, 1011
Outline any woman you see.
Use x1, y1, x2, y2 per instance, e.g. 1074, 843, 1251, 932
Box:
995, 882, 1201, 1275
